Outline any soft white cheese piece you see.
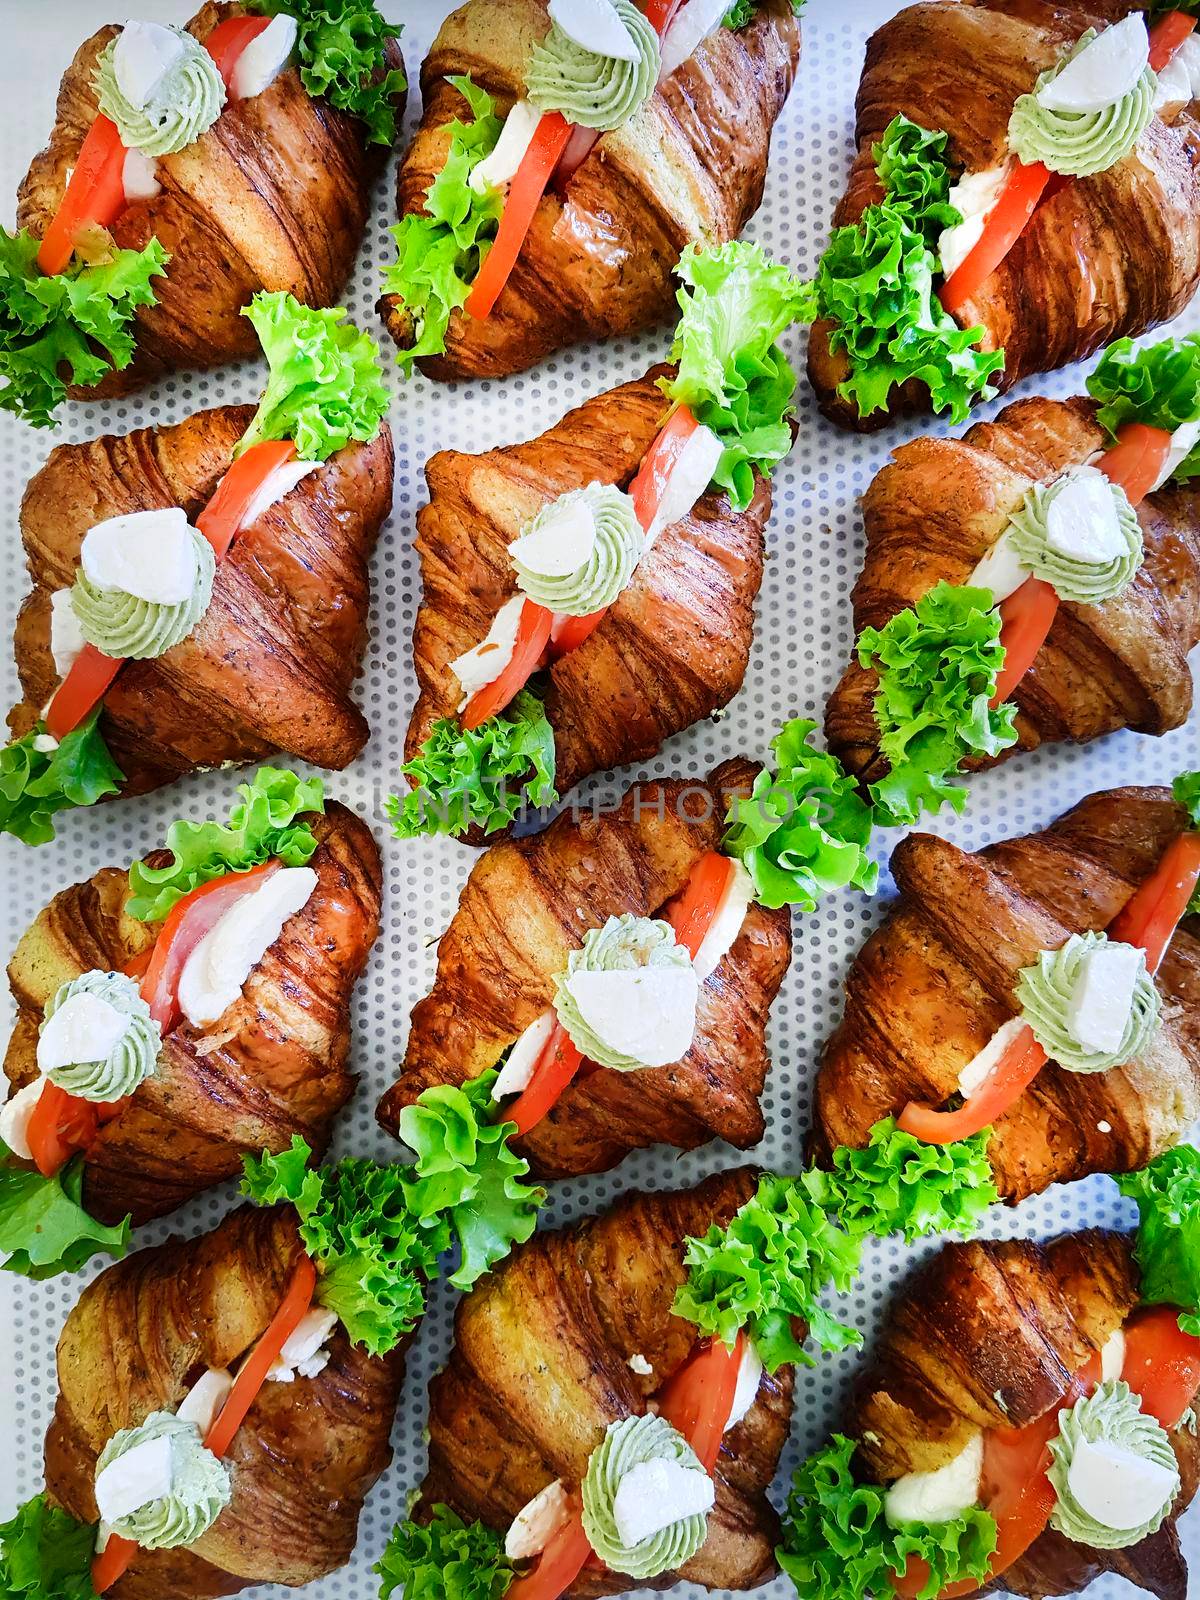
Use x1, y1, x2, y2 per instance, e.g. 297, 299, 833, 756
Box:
230, 12, 298, 100
113, 20, 187, 110
1154, 33, 1200, 109
81, 508, 201, 606
267, 1306, 338, 1382
1065, 939, 1145, 1057
612, 1457, 715, 1549
509, 496, 598, 579
1036, 14, 1150, 114
1043, 466, 1127, 565
494, 1010, 557, 1098
548, 0, 641, 62
0, 1078, 45, 1162
94, 1434, 176, 1524
724, 1340, 763, 1433
470, 100, 544, 193
450, 594, 526, 709
938, 163, 1010, 281
505, 1478, 571, 1561
1149, 416, 1200, 492
692, 859, 756, 982
37, 991, 132, 1076
967, 526, 1031, 606
628, 1352, 654, 1376
1100, 1328, 1127, 1383
958, 1016, 1027, 1099
236, 459, 320, 532
50, 588, 87, 681
33, 734, 59, 754
1065, 1434, 1179, 1531
564, 964, 700, 1068
645, 422, 725, 547
122, 147, 161, 202
177, 866, 318, 1028
658, 0, 728, 82
884, 1433, 984, 1529
176, 1368, 233, 1435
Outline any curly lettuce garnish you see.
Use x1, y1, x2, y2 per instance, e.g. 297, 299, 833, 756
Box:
383, 76, 503, 373
723, 717, 877, 910
249, 0, 406, 145
857, 581, 1018, 826
387, 690, 558, 841
0, 229, 168, 428
126, 767, 325, 922
1087, 333, 1200, 482
778, 1435, 998, 1600
0, 1144, 131, 1280
662, 240, 811, 511
724, 0, 804, 25
238, 291, 390, 463
1117, 1145, 1200, 1337
378, 1506, 514, 1600
0, 1493, 98, 1600
812, 116, 1002, 423
0, 709, 124, 847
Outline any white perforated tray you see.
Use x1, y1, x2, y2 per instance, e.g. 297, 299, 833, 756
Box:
1, 4, 1197, 1597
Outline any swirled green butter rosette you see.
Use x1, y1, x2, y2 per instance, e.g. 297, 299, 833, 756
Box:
526, 0, 660, 131
1048, 1380, 1179, 1548
71, 524, 214, 660
581, 1414, 712, 1579
40, 970, 160, 1103
553, 913, 695, 1071
94, 26, 225, 158
509, 483, 644, 616
96, 1412, 230, 1550
1016, 930, 1160, 1073
1006, 467, 1142, 604
1009, 29, 1155, 177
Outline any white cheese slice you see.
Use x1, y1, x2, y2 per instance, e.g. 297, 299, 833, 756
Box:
548, 0, 641, 62
122, 148, 161, 202
177, 866, 318, 1029
236, 459, 320, 532
659, 0, 728, 82
450, 594, 526, 709
613, 1457, 715, 1549
94, 1434, 176, 1524
113, 20, 187, 111
1043, 467, 1126, 565
1149, 416, 1200, 492
0, 1078, 46, 1161
724, 1340, 763, 1432
958, 1016, 1027, 1099
470, 100, 544, 193
1154, 33, 1200, 109
967, 526, 1031, 606
645, 422, 725, 547
692, 859, 756, 982
564, 965, 700, 1068
938, 163, 1010, 281
37, 991, 133, 1076
267, 1306, 338, 1382
628, 1352, 654, 1376
1100, 1328, 1126, 1383
33, 734, 59, 754
1065, 939, 1146, 1057
509, 496, 598, 578
1036, 15, 1150, 114
50, 588, 87, 681
81, 508, 201, 606
230, 12, 298, 100
505, 1478, 571, 1561
494, 1010, 557, 1098
176, 1368, 233, 1436
884, 1432, 984, 1528
1065, 1434, 1179, 1532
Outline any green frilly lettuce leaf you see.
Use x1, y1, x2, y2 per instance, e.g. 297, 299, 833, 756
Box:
1086, 333, 1200, 482
377, 1506, 514, 1600
0, 1493, 98, 1600
1117, 1145, 1200, 1338
1176, 770, 1200, 830
0, 1145, 131, 1280
0, 710, 124, 847
249, 0, 406, 145
724, 0, 804, 25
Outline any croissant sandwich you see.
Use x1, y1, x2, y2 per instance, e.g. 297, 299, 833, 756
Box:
814, 777, 1200, 1210
1, 293, 393, 846
388, 241, 809, 845
779, 1161, 1200, 1600
3, 1, 405, 424
378, 0, 798, 381
824, 339, 1200, 825
805, 3, 1200, 431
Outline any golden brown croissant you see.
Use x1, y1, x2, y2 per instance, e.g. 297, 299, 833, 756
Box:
17, 1, 404, 399
45, 1201, 405, 1600
404, 368, 770, 824
8, 404, 393, 799
807, 1, 1200, 430
3, 804, 381, 1225
814, 784, 1200, 1203
847, 1231, 1199, 1600
379, 0, 798, 380
377, 760, 791, 1178
824, 395, 1200, 780
417, 1167, 794, 1598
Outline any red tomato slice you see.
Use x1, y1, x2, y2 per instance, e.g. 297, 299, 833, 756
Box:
664, 851, 735, 961
196, 438, 298, 561
462, 599, 554, 730
1096, 422, 1174, 509
140, 860, 280, 1032
204, 1252, 318, 1457
26, 1081, 98, 1179
898, 1023, 1047, 1145
1121, 1306, 1200, 1429
989, 576, 1060, 709
1108, 831, 1200, 974
38, 115, 127, 277
642, 0, 687, 32
205, 14, 273, 89
465, 112, 574, 321
548, 608, 608, 658
91, 1531, 138, 1596
45, 644, 123, 742
657, 1332, 744, 1474
629, 404, 700, 534
508, 1023, 585, 1138
1149, 11, 1198, 71
506, 1511, 594, 1600
939, 161, 1051, 318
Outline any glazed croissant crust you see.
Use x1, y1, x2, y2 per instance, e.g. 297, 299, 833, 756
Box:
377, 760, 791, 1178
417, 1167, 794, 1598
379, 0, 798, 380
9, 404, 394, 798
17, 1, 404, 398
807, 0, 1200, 430
45, 1202, 405, 1600
815, 784, 1200, 1203
849, 1231, 1200, 1600
3, 804, 381, 1226
824, 395, 1200, 781
405, 368, 770, 825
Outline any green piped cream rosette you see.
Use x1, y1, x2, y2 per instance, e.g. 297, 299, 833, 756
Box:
1006, 468, 1143, 605
1009, 28, 1156, 178
1047, 1380, 1180, 1549
1015, 931, 1160, 1074
581, 1414, 713, 1580
526, 0, 660, 132
96, 1412, 231, 1550
71, 522, 215, 660
39, 970, 161, 1102
95, 27, 226, 158
509, 483, 644, 616
553, 913, 696, 1072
